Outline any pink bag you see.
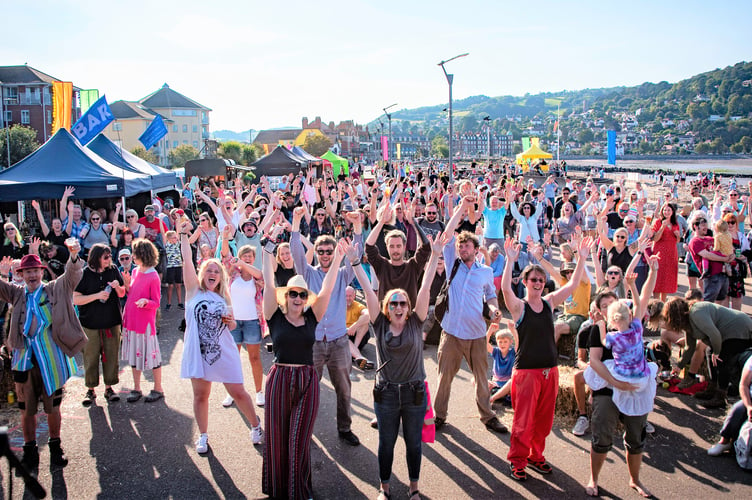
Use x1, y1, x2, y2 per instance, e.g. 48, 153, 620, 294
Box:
422, 381, 435, 443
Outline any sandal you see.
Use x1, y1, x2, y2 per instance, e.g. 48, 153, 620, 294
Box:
105, 388, 120, 402
144, 390, 164, 403
126, 390, 142, 403
510, 464, 527, 481
408, 490, 420, 500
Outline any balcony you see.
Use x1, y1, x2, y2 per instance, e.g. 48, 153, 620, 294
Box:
19, 96, 41, 105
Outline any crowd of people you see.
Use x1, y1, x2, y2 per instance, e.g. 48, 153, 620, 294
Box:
1, 163, 752, 498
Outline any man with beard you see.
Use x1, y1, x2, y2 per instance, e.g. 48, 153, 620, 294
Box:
290, 207, 364, 446
433, 196, 508, 434
417, 203, 445, 240
366, 202, 431, 303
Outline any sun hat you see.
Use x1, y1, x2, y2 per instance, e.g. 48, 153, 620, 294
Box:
275, 275, 317, 307
16, 254, 46, 270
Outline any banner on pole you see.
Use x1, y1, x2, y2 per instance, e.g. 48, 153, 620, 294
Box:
71, 95, 114, 145
51, 81, 73, 133
139, 115, 168, 150
381, 136, 388, 161
607, 130, 616, 165
396, 143, 401, 160
522, 137, 530, 151
79, 89, 100, 114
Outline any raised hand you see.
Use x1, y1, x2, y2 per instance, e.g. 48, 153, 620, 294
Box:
0, 256, 12, 277
63, 186, 75, 198
624, 272, 637, 287
343, 239, 359, 263
504, 237, 520, 262
578, 236, 594, 258
31, 200, 40, 210
646, 252, 661, 270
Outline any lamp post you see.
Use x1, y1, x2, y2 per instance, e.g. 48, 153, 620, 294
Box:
382, 103, 397, 167
1, 96, 11, 168
483, 116, 491, 167
438, 53, 468, 183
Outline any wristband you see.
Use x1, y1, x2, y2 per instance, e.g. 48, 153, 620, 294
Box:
350, 261, 361, 266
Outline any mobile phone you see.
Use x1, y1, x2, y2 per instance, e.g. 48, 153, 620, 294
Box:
264, 240, 276, 253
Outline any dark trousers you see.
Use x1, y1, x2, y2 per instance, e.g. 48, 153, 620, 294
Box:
374, 382, 427, 483
713, 338, 752, 390
720, 399, 750, 442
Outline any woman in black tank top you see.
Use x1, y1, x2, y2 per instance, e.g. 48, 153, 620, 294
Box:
501, 236, 593, 481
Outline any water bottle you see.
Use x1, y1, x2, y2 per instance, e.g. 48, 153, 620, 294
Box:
100, 284, 112, 303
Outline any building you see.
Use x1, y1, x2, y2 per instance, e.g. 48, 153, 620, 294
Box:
103, 84, 211, 166
253, 116, 370, 158
453, 131, 513, 158
0, 65, 80, 144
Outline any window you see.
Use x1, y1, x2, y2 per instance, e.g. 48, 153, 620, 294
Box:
182, 125, 188, 133
172, 125, 178, 132
46, 110, 52, 124
172, 109, 196, 117
3, 87, 18, 104
43, 87, 51, 105
193, 141, 198, 148
21, 110, 30, 124
192, 125, 198, 133
113, 122, 122, 131
173, 141, 178, 148
5, 111, 12, 123
183, 140, 188, 144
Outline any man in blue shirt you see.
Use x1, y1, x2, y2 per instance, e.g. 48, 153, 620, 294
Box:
433, 196, 508, 434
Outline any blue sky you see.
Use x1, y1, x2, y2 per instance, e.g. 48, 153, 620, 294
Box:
3, 0, 750, 132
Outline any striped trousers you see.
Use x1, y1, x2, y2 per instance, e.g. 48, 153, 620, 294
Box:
262, 364, 320, 500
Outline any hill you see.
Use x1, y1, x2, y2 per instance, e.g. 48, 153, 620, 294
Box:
213, 129, 256, 143
383, 61, 752, 155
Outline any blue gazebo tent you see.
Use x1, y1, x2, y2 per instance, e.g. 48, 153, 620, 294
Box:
87, 134, 178, 191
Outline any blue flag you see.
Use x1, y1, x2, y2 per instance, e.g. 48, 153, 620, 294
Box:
607, 130, 616, 165
139, 115, 168, 150
71, 95, 114, 145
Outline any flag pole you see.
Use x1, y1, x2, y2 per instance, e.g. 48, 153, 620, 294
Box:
116, 126, 127, 223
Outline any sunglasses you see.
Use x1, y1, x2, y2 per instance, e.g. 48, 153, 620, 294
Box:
426, 212, 437, 216
730, 194, 738, 197
119, 256, 130, 261
728, 221, 737, 225
625, 220, 635, 223
102, 254, 112, 259
287, 290, 308, 299
615, 235, 626, 239
389, 301, 408, 309
91, 218, 100, 221
607, 271, 621, 276
527, 277, 545, 283
316, 249, 334, 256
127, 215, 135, 219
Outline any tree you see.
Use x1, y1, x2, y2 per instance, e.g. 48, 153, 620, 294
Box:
302, 134, 333, 157
0, 125, 40, 168
694, 142, 711, 154
130, 146, 158, 164
241, 144, 259, 165
512, 143, 523, 154
218, 140, 244, 163
431, 136, 448, 158
168, 144, 200, 168
577, 129, 594, 143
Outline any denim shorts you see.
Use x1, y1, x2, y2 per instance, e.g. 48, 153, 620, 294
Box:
231, 319, 262, 345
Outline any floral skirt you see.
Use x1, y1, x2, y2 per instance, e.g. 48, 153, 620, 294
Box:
122, 324, 162, 371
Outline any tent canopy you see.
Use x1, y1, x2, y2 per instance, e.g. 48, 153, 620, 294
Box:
291, 146, 322, 163
251, 145, 307, 177
515, 143, 553, 164
0, 129, 152, 201
184, 158, 252, 178
87, 134, 178, 191
320, 150, 349, 176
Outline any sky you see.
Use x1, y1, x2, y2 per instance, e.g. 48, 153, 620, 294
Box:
3, 0, 750, 133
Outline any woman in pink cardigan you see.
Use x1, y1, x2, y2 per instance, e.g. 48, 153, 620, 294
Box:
122, 238, 164, 403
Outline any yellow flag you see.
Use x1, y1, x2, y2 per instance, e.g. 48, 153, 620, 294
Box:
396, 143, 401, 160
52, 81, 73, 133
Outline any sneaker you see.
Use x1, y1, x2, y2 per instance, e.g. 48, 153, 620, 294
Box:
256, 391, 265, 407
572, 415, 590, 436
677, 375, 699, 390
251, 425, 264, 445
222, 395, 234, 407
485, 417, 508, 434
510, 464, 527, 481
195, 433, 209, 454
526, 458, 553, 474
82, 389, 96, 407
707, 441, 733, 456
370, 417, 379, 429
645, 422, 655, 434
178, 303, 185, 310
165, 304, 172, 311
434, 417, 446, 431
338, 430, 361, 446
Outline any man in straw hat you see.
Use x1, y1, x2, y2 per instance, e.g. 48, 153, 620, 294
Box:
290, 205, 365, 446
0, 239, 87, 473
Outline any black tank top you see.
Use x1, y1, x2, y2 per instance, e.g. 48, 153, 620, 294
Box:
515, 300, 557, 369
608, 246, 632, 273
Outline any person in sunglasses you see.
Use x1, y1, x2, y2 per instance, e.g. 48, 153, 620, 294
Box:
349, 233, 443, 500
261, 239, 345, 500
290, 206, 364, 447
501, 236, 592, 481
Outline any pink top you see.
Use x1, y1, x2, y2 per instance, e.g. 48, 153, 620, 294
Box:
122, 268, 161, 335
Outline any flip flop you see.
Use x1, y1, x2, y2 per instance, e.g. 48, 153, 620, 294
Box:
144, 390, 164, 403
585, 485, 599, 497
126, 390, 142, 403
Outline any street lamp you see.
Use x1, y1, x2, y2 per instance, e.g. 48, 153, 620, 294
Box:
438, 53, 468, 183
483, 116, 491, 167
1, 97, 11, 168
383, 103, 397, 166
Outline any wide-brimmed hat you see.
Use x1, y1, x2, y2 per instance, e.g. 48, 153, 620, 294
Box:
16, 254, 46, 270
275, 275, 317, 307
560, 262, 576, 274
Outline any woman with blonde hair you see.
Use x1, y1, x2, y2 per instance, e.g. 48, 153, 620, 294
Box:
1, 222, 27, 260
178, 220, 262, 454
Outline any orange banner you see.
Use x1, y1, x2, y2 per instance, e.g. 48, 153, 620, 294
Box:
52, 81, 73, 133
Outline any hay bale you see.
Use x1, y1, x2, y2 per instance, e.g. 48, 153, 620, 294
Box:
555, 365, 588, 425
557, 333, 577, 366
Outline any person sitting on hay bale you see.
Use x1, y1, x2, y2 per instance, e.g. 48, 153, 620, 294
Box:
487, 320, 517, 406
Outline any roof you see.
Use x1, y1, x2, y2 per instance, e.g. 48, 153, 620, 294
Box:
139, 83, 211, 110
253, 129, 302, 145
0, 65, 81, 90
109, 100, 163, 120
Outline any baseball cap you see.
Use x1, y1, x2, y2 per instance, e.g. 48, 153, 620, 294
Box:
605, 188, 615, 196
144, 204, 156, 212
118, 248, 132, 258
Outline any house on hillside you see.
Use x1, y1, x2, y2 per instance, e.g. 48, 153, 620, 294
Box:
0, 64, 81, 144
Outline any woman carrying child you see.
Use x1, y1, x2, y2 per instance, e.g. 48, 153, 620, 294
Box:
584, 251, 659, 498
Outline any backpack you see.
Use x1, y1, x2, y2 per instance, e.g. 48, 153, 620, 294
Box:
736, 420, 752, 470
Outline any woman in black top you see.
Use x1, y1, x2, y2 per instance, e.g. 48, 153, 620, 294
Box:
272, 242, 296, 288
501, 236, 591, 482
261, 239, 344, 500
31, 200, 69, 246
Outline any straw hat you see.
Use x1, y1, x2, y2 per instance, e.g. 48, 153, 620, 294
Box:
275, 275, 317, 307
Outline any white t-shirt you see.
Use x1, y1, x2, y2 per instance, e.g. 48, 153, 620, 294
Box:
230, 276, 258, 320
